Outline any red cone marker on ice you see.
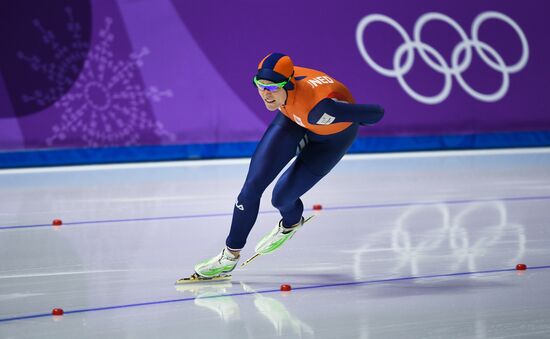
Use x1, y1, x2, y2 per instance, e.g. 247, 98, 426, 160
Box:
52, 308, 64, 316
516, 264, 527, 270
280, 284, 292, 292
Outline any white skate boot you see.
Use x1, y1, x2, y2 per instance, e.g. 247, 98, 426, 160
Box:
194, 248, 240, 278
254, 217, 305, 255
175, 248, 240, 284
241, 215, 315, 267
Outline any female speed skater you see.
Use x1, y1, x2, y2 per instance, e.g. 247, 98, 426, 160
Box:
181, 52, 384, 282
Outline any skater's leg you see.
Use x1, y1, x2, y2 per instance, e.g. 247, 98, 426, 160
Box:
271, 159, 322, 227
225, 113, 305, 250
272, 124, 359, 227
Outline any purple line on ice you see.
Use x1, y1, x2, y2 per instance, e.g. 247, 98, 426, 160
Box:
1, 265, 549, 323
2, 194, 550, 230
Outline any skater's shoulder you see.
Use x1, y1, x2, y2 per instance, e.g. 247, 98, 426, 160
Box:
294, 66, 327, 79
294, 67, 348, 95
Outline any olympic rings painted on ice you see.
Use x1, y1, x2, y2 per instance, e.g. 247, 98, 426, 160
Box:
355, 11, 529, 104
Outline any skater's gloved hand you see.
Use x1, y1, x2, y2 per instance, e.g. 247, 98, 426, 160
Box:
307, 98, 385, 126
357, 104, 384, 126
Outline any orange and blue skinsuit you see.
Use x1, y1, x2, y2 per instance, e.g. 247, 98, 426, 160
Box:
280, 66, 384, 133
226, 53, 384, 250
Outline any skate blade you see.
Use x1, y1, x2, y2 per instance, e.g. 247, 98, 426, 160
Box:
303, 215, 315, 223
240, 252, 261, 268
175, 273, 232, 285
241, 215, 316, 268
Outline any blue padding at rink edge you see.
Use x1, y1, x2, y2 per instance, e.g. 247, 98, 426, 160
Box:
1, 130, 550, 168
0, 142, 259, 168
348, 130, 550, 153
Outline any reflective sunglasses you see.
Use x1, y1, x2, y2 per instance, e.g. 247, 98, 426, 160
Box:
253, 76, 290, 92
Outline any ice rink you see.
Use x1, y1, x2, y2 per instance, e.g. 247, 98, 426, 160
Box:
1, 148, 550, 338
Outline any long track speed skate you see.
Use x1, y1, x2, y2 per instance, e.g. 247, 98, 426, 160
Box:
241, 215, 315, 268
175, 272, 232, 285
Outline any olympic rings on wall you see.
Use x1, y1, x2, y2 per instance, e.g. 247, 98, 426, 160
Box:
356, 11, 529, 104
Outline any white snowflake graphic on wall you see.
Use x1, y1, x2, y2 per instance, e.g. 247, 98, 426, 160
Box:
18, 7, 175, 146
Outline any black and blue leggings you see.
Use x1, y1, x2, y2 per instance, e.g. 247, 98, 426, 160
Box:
225, 113, 358, 250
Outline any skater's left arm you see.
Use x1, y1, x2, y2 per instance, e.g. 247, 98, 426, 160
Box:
307, 98, 385, 126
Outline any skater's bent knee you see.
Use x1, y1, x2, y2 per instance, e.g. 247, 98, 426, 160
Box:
271, 186, 301, 210
271, 191, 286, 210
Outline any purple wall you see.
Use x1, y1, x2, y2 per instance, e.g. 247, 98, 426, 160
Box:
0, 0, 549, 153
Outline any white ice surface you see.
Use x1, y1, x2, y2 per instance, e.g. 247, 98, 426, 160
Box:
1, 148, 550, 338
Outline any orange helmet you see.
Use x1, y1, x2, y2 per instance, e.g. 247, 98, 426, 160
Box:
255, 53, 295, 90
